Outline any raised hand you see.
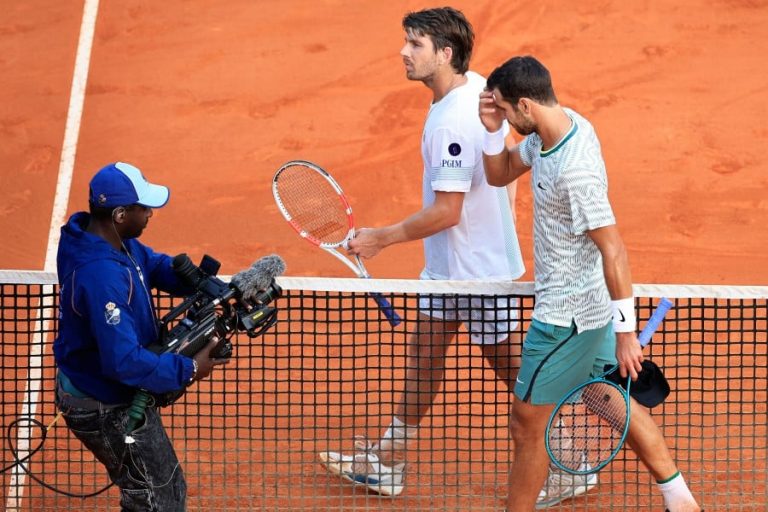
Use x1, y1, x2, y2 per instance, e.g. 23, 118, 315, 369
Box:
479, 88, 505, 133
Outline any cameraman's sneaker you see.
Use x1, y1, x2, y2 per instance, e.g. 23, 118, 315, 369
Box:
318, 438, 406, 497
535, 465, 598, 509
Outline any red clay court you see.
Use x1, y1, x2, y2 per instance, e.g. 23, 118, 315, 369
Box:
1, 1, 767, 511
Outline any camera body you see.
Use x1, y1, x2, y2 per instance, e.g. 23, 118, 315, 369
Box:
146, 253, 281, 405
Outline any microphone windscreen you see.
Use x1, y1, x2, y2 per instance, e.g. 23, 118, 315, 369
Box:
231, 254, 286, 300
252, 254, 286, 278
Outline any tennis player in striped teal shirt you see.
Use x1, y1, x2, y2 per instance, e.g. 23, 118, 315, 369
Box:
479, 56, 702, 512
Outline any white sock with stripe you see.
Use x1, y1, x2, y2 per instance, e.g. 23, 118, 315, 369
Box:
375, 416, 417, 465
657, 471, 696, 511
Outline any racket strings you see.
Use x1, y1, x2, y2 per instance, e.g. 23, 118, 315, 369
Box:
549, 382, 629, 471
275, 167, 351, 244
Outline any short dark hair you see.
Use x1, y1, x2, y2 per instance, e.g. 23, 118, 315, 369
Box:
487, 56, 558, 107
89, 202, 114, 219
88, 202, 138, 219
402, 7, 474, 74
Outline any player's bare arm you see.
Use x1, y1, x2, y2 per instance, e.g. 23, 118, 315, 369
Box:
479, 89, 530, 186
483, 145, 530, 187
505, 180, 518, 224
587, 224, 644, 380
348, 191, 464, 259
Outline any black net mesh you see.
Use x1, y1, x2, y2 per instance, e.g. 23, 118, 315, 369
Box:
1, 273, 765, 511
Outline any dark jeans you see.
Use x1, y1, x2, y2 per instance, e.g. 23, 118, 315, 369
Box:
60, 399, 186, 511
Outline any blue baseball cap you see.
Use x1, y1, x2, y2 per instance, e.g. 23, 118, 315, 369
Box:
89, 162, 170, 209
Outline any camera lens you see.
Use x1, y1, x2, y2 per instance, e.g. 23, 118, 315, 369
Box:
253, 282, 283, 305
172, 254, 206, 288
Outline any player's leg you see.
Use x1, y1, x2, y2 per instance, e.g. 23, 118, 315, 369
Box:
506, 399, 554, 512
318, 296, 460, 496
507, 320, 611, 511
468, 297, 597, 509
592, 325, 701, 512
625, 402, 701, 512
472, 295, 521, 389
531, 323, 616, 508
375, 309, 460, 464
392, 305, 461, 426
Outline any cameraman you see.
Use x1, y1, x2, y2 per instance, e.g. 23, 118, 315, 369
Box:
53, 162, 227, 511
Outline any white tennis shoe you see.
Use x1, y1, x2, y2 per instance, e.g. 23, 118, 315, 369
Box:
535, 464, 598, 509
319, 438, 595, 503
318, 438, 406, 497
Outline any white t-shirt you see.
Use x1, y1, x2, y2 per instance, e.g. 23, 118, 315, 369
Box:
420, 71, 525, 281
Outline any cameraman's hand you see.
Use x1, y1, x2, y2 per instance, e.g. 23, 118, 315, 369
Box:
192, 336, 230, 381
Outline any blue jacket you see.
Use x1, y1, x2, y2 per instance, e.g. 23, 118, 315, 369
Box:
54, 212, 195, 404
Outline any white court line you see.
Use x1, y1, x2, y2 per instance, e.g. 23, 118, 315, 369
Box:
44, 0, 100, 274
6, 0, 100, 510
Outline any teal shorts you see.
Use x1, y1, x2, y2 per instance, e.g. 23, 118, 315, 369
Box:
513, 319, 616, 405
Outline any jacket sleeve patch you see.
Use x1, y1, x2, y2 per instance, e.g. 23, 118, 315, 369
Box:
104, 301, 121, 325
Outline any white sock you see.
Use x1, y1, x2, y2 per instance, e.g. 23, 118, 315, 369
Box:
375, 416, 418, 464
657, 471, 696, 511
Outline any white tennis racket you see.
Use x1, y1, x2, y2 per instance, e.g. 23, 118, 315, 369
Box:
272, 160, 401, 327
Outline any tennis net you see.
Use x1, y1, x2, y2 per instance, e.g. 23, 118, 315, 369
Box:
1, 270, 766, 511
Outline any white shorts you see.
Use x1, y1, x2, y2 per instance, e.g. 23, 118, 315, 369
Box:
417, 294, 520, 345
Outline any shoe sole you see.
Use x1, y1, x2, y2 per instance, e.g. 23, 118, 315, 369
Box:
318, 451, 404, 497
534, 481, 597, 509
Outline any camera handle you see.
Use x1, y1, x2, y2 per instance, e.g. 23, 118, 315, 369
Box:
123, 389, 152, 444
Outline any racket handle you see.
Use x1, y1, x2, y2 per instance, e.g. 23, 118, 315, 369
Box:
638, 297, 673, 347
370, 292, 402, 327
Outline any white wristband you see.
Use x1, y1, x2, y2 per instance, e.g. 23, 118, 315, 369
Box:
611, 297, 636, 333
483, 127, 506, 155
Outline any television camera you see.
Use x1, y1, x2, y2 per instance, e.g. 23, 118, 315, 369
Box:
148, 253, 283, 361
124, 253, 284, 441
